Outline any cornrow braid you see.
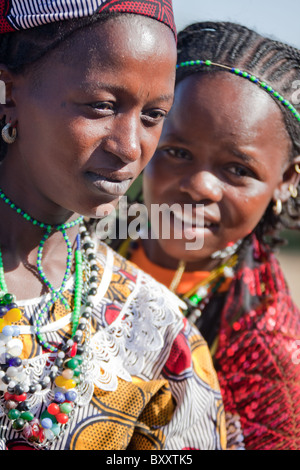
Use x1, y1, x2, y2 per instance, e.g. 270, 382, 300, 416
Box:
176, 21, 300, 243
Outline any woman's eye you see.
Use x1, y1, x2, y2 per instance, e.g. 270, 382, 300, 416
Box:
142, 109, 167, 125
90, 102, 115, 114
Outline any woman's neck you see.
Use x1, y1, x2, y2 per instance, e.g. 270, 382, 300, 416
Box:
0, 190, 82, 300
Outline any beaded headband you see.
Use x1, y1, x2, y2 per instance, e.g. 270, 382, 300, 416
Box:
176, 60, 300, 124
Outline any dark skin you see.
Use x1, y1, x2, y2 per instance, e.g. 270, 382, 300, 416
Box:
143, 73, 300, 272
0, 16, 176, 299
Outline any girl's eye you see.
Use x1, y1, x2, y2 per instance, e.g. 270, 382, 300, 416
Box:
142, 109, 168, 126
227, 164, 255, 178
161, 147, 192, 160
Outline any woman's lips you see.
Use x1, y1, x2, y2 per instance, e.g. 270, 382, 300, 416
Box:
85, 171, 132, 196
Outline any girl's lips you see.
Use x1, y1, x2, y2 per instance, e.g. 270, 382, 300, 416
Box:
152, 207, 219, 241
85, 172, 132, 196
171, 208, 219, 230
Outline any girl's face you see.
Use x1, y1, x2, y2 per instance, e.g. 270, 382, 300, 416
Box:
1, 16, 176, 222
143, 73, 295, 265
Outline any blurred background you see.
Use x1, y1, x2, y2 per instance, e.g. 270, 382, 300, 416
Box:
172, 0, 300, 47
172, 0, 300, 306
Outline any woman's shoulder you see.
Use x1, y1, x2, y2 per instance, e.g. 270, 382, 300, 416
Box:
92, 242, 190, 377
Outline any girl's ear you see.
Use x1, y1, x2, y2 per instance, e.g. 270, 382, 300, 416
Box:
0, 66, 17, 121
273, 155, 300, 203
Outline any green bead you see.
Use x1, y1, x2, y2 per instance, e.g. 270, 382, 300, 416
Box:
65, 358, 79, 370
3, 293, 15, 304
8, 409, 21, 420
189, 295, 200, 306
12, 418, 25, 430
74, 355, 83, 365
51, 423, 61, 437
59, 403, 72, 414
21, 411, 34, 422
73, 367, 81, 377
205, 60, 212, 66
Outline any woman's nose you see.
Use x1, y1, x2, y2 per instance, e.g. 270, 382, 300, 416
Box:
179, 170, 223, 202
102, 113, 141, 164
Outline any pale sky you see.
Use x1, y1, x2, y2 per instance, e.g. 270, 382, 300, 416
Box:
172, 0, 300, 48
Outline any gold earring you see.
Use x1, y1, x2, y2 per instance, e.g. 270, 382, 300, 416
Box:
295, 164, 300, 174
1, 122, 17, 144
273, 199, 282, 215
289, 184, 298, 198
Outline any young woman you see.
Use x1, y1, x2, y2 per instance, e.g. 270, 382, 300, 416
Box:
122, 22, 300, 449
0, 2, 226, 451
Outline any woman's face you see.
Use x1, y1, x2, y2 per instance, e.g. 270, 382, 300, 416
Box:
143, 73, 293, 265
1, 16, 176, 222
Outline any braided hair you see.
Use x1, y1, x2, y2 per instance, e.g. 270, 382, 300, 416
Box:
176, 22, 300, 244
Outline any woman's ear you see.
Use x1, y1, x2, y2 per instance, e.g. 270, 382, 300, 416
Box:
273, 155, 300, 203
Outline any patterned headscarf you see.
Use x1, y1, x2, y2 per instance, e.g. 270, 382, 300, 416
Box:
0, 0, 176, 37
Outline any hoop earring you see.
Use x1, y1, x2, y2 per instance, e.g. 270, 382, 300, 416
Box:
289, 184, 298, 198
273, 199, 282, 215
295, 164, 300, 174
1, 122, 17, 144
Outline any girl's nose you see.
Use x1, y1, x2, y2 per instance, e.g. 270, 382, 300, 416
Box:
179, 170, 223, 203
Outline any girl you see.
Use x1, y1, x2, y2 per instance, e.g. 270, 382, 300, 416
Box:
0, 2, 225, 450
123, 21, 300, 449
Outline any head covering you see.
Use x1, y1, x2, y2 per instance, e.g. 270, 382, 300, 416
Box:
0, 0, 176, 37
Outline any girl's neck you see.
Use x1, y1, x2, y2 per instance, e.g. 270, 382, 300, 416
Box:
141, 238, 224, 273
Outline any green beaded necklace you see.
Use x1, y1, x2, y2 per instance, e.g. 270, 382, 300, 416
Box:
0, 186, 84, 352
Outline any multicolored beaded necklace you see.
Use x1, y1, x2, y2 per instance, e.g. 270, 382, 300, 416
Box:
182, 253, 239, 324
0, 187, 99, 448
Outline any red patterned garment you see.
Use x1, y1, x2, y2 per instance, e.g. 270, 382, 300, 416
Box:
213, 235, 300, 450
